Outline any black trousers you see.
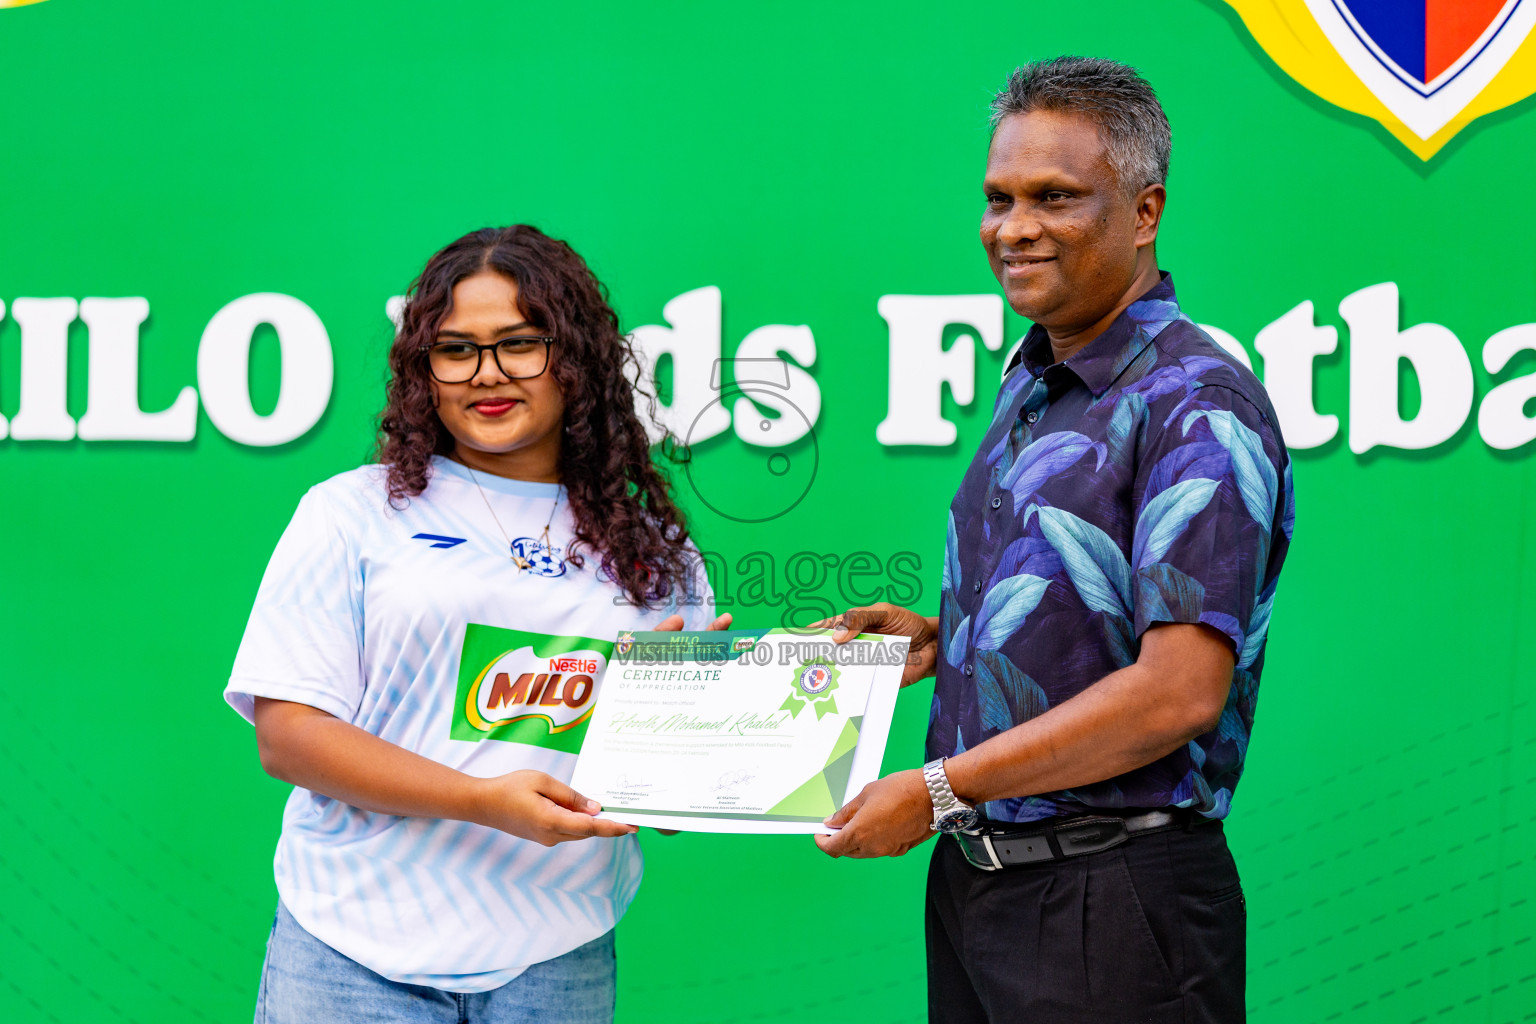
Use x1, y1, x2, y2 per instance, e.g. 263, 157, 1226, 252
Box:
925, 819, 1246, 1024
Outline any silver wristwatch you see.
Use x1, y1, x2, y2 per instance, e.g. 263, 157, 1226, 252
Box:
923, 757, 978, 833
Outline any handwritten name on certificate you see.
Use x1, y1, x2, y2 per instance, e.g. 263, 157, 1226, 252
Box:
569, 628, 909, 834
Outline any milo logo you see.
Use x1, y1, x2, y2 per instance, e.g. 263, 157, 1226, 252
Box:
451, 624, 614, 753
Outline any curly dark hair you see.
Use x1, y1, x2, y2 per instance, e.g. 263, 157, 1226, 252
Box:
375, 225, 697, 609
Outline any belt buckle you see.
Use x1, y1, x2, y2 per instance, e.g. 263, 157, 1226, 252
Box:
955, 831, 1004, 871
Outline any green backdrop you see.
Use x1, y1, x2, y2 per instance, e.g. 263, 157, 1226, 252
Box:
2, 1, 1533, 1021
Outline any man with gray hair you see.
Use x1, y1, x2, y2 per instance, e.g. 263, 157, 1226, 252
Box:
815, 57, 1293, 1022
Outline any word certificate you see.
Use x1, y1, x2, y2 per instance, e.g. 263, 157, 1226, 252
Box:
569, 628, 907, 834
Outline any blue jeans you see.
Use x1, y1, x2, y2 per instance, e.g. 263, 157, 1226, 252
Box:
255, 903, 617, 1023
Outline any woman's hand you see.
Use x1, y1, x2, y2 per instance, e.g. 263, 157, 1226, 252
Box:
253, 698, 632, 846
811, 602, 940, 687
469, 770, 637, 846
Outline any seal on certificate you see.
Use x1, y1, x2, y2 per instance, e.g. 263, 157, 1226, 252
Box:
616, 631, 635, 656
783, 657, 841, 719
799, 664, 833, 695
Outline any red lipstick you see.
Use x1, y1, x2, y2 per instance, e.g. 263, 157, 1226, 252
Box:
471, 398, 518, 417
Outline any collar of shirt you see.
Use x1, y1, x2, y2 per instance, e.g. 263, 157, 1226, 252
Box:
1009, 272, 1186, 397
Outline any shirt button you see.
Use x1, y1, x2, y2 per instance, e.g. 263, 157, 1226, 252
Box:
964, 664, 974, 677
1025, 411, 1039, 424
990, 495, 1002, 509
973, 580, 982, 593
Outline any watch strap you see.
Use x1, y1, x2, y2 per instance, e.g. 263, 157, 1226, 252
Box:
924, 757, 964, 817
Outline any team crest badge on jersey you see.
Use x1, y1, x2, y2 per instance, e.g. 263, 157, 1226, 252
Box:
1224, 0, 1536, 158
451, 624, 613, 753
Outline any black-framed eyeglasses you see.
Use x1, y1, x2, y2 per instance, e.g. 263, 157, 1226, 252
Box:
419, 337, 556, 384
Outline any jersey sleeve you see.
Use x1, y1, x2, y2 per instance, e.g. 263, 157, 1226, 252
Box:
1129, 383, 1286, 655
224, 487, 366, 724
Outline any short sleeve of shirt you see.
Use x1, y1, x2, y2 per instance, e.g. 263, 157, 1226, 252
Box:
1130, 383, 1285, 655
225, 487, 365, 724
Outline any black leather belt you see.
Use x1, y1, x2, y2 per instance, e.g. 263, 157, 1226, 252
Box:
953, 809, 1198, 871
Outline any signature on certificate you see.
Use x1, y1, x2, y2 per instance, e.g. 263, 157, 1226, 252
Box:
711, 770, 755, 794
611, 774, 656, 794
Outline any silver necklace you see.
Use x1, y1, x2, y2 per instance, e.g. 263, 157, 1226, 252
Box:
458, 458, 564, 572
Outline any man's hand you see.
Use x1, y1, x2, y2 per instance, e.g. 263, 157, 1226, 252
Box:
811, 603, 938, 686
470, 770, 637, 847
814, 769, 936, 858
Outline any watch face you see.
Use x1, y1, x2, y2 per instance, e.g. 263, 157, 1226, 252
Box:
935, 807, 979, 833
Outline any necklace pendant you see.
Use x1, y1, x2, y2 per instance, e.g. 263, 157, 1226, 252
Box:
460, 462, 565, 578
510, 536, 567, 579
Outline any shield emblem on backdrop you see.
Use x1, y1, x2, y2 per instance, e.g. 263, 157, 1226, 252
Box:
1226, 0, 1536, 158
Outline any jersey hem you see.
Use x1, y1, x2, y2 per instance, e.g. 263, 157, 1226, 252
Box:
274, 885, 632, 993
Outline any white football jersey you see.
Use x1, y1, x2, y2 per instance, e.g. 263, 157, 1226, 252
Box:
226, 456, 715, 992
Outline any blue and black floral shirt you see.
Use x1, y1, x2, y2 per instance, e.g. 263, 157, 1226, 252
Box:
929, 273, 1294, 823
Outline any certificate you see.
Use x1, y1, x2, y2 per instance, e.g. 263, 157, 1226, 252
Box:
569, 627, 908, 834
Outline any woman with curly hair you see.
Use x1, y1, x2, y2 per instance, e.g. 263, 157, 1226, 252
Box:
225, 225, 728, 1022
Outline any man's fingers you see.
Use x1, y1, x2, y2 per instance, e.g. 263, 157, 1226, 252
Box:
824, 791, 864, 829
812, 602, 924, 643
814, 831, 849, 857
825, 607, 874, 644
807, 613, 853, 634
817, 790, 870, 857
832, 609, 866, 643
707, 612, 733, 630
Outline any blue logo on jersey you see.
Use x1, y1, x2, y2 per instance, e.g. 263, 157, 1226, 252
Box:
511, 537, 567, 577
412, 533, 467, 549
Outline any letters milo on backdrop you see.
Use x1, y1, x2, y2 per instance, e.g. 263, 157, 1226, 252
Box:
2, 2, 1533, 1023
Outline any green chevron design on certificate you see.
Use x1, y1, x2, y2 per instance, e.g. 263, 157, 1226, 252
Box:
568, 627, 908, 834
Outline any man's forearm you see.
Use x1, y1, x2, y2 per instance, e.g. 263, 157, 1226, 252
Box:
941, 649, 1225, 807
